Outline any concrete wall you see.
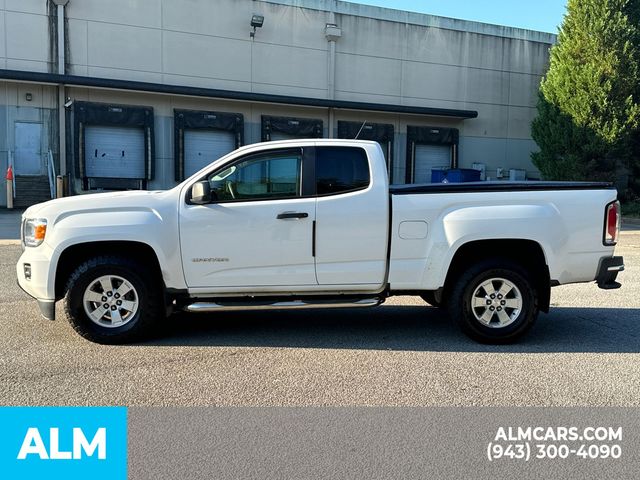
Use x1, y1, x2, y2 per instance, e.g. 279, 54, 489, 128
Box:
0, 0, 555, 205
62, 0, 553, 180
0, 0, 52, 73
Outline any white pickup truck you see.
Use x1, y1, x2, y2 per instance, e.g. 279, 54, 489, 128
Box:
17, 139, 624, 344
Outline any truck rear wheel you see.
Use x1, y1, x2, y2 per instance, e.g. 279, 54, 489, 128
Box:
449, 259, 538, 344
62, 256, 161, 344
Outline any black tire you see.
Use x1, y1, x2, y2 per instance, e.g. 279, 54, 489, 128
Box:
448, 259, 538, 344
420, 291, 443, 308
62, 256, 162, 344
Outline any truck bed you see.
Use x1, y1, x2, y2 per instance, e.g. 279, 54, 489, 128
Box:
390, 181, 615, 195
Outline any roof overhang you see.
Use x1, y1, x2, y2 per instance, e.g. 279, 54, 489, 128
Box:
0, 69, 478, 119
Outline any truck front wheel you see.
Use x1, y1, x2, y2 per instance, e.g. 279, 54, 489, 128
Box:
62, 256, 162, 344
449, 260, 538, 344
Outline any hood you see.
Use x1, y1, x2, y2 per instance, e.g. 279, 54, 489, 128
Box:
23, 189, 176, 221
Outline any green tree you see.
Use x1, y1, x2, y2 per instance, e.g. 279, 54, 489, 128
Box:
532, 0, 640, 190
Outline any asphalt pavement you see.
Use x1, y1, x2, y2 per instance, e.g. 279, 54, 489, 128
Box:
1, 229, 639, 407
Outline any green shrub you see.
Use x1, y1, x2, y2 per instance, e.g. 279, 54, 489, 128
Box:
532, 0, 640, 193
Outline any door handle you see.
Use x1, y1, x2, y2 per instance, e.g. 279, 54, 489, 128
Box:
277, 212, 309, 220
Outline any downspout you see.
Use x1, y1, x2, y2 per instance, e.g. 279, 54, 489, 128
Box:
54, 1, 67, 75
52, 0, 69, 181
325, 5, 341, 138
327, 39, 336, 99
327, 39, 335, 138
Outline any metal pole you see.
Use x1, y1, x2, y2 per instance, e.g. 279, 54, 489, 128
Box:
6, 180, 13, 209
56, 176, 64, 199
6, 166, 13, 209
58, 87, 66, 179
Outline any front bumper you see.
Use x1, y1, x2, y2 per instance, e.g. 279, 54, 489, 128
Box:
16, 279, 56, 321
16, 244, 57, 320
596, 256, 624, 290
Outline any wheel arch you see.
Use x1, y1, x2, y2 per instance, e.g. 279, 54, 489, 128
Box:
54, 241, 163, 300
442, 239, 551, 313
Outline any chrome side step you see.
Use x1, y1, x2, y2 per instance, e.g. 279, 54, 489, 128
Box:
184, 297, 382, 313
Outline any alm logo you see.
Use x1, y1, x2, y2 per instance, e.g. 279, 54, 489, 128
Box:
17, 427, 107, 460
0, 407, 126, 480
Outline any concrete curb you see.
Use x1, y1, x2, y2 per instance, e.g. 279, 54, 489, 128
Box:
622, 217, 640, 226
0, 240, 20, 245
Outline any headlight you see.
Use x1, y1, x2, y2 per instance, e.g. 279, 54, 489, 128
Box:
23, 219, 47, 247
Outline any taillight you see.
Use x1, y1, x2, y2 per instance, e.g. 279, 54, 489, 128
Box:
604, 201, 620, 246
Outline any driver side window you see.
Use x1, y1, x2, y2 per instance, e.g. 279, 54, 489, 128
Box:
208, 151, 302, 202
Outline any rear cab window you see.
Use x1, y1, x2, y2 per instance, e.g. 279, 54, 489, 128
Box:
315, 146, 370, 195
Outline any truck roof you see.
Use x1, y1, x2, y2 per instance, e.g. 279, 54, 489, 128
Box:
238, 138, 380, 151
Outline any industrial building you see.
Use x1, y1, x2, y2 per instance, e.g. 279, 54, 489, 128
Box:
0, 0, 556, 207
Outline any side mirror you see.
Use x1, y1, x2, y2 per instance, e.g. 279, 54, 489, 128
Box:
190, 181, 212, 204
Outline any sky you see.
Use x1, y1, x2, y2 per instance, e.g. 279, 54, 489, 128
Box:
352, 1, 568, 34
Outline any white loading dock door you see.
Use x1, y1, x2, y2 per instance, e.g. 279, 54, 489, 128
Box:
85, 126, 145, 179
413, 144, 452, 183
184, 129, 235, 177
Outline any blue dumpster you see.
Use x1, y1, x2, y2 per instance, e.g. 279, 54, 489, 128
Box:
431, 168, 481, 183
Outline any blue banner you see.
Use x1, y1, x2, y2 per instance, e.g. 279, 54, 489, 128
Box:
0, 407, 127, 480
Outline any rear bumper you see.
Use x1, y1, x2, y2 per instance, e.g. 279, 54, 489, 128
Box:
596, 256, 624, 290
